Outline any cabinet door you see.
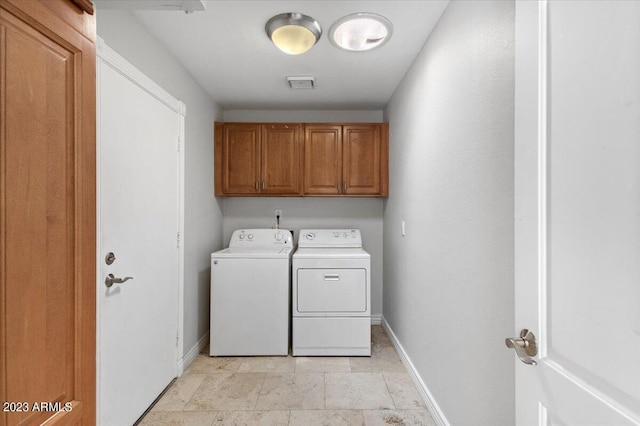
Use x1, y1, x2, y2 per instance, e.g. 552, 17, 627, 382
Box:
343, 125, 382, 195
304, 125, 342, 195
1, 0, 96, 424
221, 124, 260, 194
261, 124, 302, 195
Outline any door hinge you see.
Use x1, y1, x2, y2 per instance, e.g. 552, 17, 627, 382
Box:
177, 231, 181, 248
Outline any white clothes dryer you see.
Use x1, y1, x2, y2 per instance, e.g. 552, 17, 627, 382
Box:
210, 229, 294, 356
292, 229, 371, 356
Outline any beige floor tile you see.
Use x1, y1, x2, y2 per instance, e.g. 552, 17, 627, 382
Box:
295, 357, 351, 373
139, 411, 217, 426
349, 347, 406, 373
325, 372, 395, 410
140, 328, 428, 425
255, 373, 325, 410
185, 355, 243, 374
238, 356, 296, 373
184, 373, 265, 411
152, 374, 207, 411
363, 409, 436, 426
289, 409, 365, 426
212, 410, 289, 426
371, 326, 394, 349
383, 372, 425, 410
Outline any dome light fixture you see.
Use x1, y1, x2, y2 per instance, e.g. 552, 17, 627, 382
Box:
329, 12, 393, 52
265, 13, 322, 55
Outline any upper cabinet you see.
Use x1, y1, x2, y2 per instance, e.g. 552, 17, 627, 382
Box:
304, 124, 388, 196
215, 122, 388, 197
215, 123, 302, 196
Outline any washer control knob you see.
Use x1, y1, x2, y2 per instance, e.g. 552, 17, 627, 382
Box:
275, 233, 283, 241
305, 233, 315, 240
239, 234, 245, 240
247, 234, 254, 240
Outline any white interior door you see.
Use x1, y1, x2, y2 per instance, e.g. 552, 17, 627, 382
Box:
514, 1, 640, 424
97, 40, 184, 425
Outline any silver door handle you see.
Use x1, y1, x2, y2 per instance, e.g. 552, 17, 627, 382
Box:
105, 273, 133, 288
323, 274, 340, 280
505, 329, 537, 365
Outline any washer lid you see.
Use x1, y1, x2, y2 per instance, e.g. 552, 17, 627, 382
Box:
293, 247, 370, 259
211, 246, 293, 259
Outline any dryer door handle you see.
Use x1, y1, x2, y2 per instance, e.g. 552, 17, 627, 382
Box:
323, 274, 340, 281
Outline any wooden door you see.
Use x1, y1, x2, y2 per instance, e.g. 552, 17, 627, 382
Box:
261, 124, 302, 195
514, 1, 640, 424
220, 124, 260, 194
0, 0, 96, 424
303, 125, 342, 195
342, 125, 381, 195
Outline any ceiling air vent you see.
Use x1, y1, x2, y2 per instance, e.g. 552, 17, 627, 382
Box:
287, 76, 315, 89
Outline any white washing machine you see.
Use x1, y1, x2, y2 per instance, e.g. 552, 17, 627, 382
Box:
292, 229, 371, 356
210, 229, 294, 356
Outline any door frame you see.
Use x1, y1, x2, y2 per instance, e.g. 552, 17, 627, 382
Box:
95, 37, 185, 420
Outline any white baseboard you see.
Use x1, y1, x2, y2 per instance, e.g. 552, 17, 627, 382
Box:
177, 331, 209, 375
371, 314, 382, 325
382, 317, 450, 426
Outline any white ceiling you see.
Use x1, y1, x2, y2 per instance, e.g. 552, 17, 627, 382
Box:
99, 1, 449, 109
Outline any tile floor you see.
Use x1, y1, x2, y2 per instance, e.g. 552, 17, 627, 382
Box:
139, 326, 435, 426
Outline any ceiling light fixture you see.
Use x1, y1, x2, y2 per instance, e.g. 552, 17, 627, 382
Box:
329, 13, 393, 52
265, 13, 322, 55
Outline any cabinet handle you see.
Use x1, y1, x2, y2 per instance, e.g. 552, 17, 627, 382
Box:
255, 181, 259, 191
262, 181, 265, 191
343, 182, 347, 193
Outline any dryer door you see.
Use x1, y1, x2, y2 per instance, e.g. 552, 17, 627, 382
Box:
296, 268, 367, 313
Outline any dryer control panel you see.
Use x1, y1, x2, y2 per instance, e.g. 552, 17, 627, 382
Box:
298, 229, 362, 248
229, 229, 293, 247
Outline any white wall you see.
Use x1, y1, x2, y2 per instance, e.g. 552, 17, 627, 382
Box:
383, 1, 515, 425
223, 109, 383, 123
221, 109, 384, 318
97, 10, 224, 357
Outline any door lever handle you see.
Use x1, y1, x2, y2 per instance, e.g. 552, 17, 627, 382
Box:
505, 329, 537, 365
105, 273, 134, 288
